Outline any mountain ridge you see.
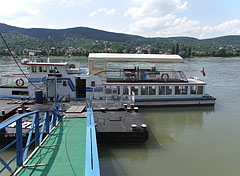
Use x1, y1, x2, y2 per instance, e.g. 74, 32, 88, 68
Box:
0, 23, 240, 57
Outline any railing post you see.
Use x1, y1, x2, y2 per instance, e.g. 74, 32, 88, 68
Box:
45, 111, 49, 134
53, 113, 56, 127
16, 118, 23, 166
35, 112, 40, 147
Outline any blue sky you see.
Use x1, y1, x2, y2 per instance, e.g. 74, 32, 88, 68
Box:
0, 0, 240, 39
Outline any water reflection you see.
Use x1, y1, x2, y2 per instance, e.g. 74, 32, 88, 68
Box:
99, 145, 149, 176
141, 107, 215, 144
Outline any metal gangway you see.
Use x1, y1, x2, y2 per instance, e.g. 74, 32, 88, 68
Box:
0, 99, 100, 176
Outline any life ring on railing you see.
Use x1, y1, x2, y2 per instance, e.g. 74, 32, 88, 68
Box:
16, 78, 24, 87
128, 73, 136, 81
161, 73, 169, 81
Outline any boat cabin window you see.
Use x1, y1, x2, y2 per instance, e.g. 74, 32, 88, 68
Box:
149, 86, 156, 95
166, 86, 173, 95
197, 86, 203, 95
104, 86, 120, 94
32, 66, 36, 73
175, 86, 182, 95
49, 66, 59, 73
93, 61, 103, 68
105, 86, 112, 94
43, 66, 47, 72
123, 86, 130, 95
91, 81, 95, 87
141, 86, 149, 95
39, 66, 43, 72
190, 85, 197, 95
63, 80, 67, 86
131, 86, 138, 95
182, 86, 188, 95
112, 86, 120, 94
159, 86, 166, 95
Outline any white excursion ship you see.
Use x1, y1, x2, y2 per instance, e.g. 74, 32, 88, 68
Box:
0, 53, 216, 106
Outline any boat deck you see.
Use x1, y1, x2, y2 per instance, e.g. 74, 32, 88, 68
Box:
16, 118, 87, 176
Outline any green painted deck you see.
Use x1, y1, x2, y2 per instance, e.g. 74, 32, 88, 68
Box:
17, 118, 87, 176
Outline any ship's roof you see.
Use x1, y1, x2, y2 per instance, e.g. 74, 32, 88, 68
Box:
88, 53, 183, 63
22, 62, 68, 66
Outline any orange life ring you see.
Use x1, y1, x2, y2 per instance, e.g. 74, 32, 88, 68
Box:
129, 73, 136, 81
161, 73, 169, 81
16, 78, 24, 87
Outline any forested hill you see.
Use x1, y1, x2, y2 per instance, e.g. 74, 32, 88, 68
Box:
0, 23, 240, 57
0, 23, 142, 43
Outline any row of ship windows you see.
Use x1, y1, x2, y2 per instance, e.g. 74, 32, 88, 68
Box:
105, 85, 204, 96
31, 66, 59, 73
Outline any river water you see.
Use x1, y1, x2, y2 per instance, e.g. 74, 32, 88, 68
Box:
1, 57, 240, 176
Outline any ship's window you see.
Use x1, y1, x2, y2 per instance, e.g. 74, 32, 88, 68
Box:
43, 66, 47, 72
91, 81, 95, 87
63, 80, 67, 86
49, 66, 59, 73
123, 86, 130, 95
32, 66, 36, 72
141, 86, 149, 95
131, 86, 138, 95
93, 61, 103, 68
159, 86, 165, 95
190, 85, 197, 95
149, 86, 156, 95
112, 86, 120, 94
105, 86, 112, 94
182, 86, 188, 95
166, 86, 173, 95
197, 86, 203, 95
39, 66, 42, 72
175, 86, 181, 95
12, 91, 28, 96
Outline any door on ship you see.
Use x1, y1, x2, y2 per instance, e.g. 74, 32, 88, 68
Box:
76, 77, 86, 98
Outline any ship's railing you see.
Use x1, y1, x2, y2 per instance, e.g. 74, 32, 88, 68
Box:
85, 101, 100, 176
95, 69, 188, 82
66, 68, 89, 75
91, 93, 135, 108
0, 74, 29, 87
0, 97, 63, 175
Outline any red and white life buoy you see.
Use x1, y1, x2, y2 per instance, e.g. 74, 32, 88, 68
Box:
161, 73, 169, 81
16, 78, 24, 87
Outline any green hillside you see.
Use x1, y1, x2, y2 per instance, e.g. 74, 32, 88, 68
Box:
0, 23, 240, 57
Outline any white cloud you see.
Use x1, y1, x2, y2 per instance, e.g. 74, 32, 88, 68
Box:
0, 1, 40, 18
98, 8, 107, 12
124, 0, 187, 19
89, 8, 115, 17
128, 14, 200, 37
105, 8, 115, 15
200, 19, 240, 38
89, 11, 97, 17
125, 0, 199, 37
125, 0, 240, 38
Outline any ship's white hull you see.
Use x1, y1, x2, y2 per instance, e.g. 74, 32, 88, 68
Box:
135, 98, 215, 106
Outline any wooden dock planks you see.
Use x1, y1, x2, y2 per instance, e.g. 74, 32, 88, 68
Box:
65, 106, 85, 113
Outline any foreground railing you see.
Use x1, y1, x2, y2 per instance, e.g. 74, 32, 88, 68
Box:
85, 101, 100, 176
0, 98, 63, 175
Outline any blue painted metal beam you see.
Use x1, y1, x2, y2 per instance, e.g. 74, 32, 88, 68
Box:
85, 107, 100, 176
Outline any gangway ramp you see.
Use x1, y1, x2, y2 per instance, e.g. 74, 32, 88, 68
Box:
14, 106, 99, 176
